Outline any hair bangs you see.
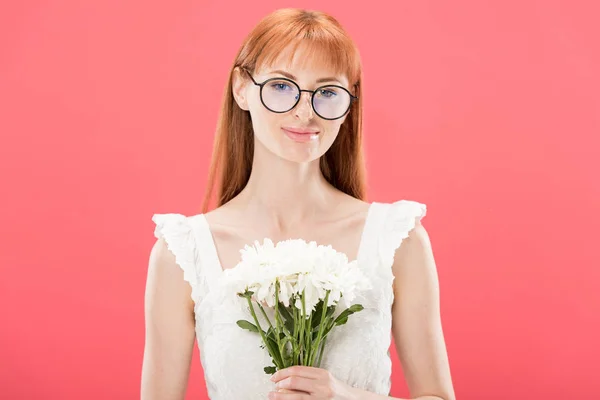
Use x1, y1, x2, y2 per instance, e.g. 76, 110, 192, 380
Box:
243, 12, 361, 89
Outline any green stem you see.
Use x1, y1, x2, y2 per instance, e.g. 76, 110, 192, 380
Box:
316, 335, 327, 367
300, 289, 306, 364
274, 280, 284, 367
292, 297, 300, 365
309, 291, 330, 366
256, 302, 273, 330
246, 296, 281, 369
306, 308, 313, 364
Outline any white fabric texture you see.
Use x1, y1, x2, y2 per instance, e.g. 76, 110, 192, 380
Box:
151, 199, 427, 399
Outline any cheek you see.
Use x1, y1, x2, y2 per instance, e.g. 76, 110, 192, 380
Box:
322, 123, 343, 142
254, 110, 282, 137
247, 102, 274, 132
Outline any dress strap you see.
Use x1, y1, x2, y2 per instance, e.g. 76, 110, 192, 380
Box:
357, 202, 387, 268
190, 214, 226, 292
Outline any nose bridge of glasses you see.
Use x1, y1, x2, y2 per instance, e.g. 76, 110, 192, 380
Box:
294, 89, 315, 115
296, 89, 314, 103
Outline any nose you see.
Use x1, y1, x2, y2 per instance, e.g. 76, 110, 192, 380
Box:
294, 91, 314, 121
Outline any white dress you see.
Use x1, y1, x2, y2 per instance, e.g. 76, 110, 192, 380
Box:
151, 199, 427, 399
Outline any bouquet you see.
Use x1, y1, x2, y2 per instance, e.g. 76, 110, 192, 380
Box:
222, 238, 372, 375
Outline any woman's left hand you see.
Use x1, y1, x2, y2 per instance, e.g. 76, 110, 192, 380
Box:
269, 366, 358, 400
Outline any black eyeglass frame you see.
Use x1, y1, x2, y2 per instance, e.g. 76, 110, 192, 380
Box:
242, 68, 358, 121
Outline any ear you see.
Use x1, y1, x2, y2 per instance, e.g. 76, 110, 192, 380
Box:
232, 67, 250, 111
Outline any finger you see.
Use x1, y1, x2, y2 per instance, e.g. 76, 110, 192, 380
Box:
268, 389, 307, 400
275, 376, 318, 394
276, 388, 309, 394
271, 365, 321, 383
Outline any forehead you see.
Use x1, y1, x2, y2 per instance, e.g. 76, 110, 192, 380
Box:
255, 42, 349, 86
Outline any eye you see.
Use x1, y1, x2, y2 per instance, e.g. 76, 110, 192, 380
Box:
318, 88, 337, 98
269, 82, 293, 91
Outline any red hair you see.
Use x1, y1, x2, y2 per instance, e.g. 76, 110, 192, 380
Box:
201, 8, 366, 212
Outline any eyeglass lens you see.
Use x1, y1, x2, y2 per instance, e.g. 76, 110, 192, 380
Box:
261, 79, 351, 119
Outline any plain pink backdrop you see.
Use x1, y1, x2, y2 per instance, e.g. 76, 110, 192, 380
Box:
1, 1, 598, 399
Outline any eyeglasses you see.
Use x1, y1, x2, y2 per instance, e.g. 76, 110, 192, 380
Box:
242, 69, 358, 120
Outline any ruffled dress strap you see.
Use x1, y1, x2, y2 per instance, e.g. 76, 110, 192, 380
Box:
361, 200, 427, 306
152, 213, 207, 309
376, 199, 427, 270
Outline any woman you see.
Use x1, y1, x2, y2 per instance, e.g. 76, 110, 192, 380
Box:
142, 8, 455, 400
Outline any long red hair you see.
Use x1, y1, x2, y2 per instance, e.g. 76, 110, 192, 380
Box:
201, 8, 366, 213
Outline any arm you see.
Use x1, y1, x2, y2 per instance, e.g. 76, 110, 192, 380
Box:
140, 238, 197, 400
353, 220, 455, 400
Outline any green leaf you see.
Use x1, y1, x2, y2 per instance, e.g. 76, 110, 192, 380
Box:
327, 305, 336, 318
266, 326, 275, 340
264, 366, 277, 375
237, 320, 259, 333
333, 304, 364, 326
264, 325, 295, 368
320, 320, 334, 339
266, 336, 283, 367
348, 304, 364, 313
312, 330, 319, 341
278, 304, 294, 323
280, 337, 293, 365
265, 326, 288, 342
285, 321, 294, 335
278, 305, 296, 334
309, 305, 336, 334
310, 306, 323, 329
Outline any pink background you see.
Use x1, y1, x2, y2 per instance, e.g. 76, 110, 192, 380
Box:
1, 1, 598, 399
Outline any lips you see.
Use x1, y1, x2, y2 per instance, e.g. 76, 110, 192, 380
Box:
282, 127, 319, 135
282, 127, 320, 143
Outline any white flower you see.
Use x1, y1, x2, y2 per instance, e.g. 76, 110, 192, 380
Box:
222, 238, 371, 316
229, 238, 373, 372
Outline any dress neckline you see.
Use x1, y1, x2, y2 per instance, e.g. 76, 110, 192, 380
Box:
197, 202, 377, 276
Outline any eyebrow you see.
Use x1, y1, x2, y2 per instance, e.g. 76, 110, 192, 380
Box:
268, 69, 343, 85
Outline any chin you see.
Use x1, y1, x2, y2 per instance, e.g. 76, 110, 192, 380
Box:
255, 131, 330, 163
278, 133, 338, 164
277, 149, 322, 164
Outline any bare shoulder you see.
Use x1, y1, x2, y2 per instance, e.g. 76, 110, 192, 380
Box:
201, 201, 242, 227
393, 218, 435, 277
331, 192, 371, 219
390, 217, 436, 300
400, 219, 432, 252
147, 237, 195, 309
200, 203, 241, 243
149, 237, 177, 275
149, 237, 175, 267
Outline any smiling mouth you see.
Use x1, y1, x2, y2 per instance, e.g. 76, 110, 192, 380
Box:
281, 127, 320, 142
281, 127, 320, 135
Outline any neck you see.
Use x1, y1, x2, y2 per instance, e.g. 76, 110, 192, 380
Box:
231, 142, 339, 232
